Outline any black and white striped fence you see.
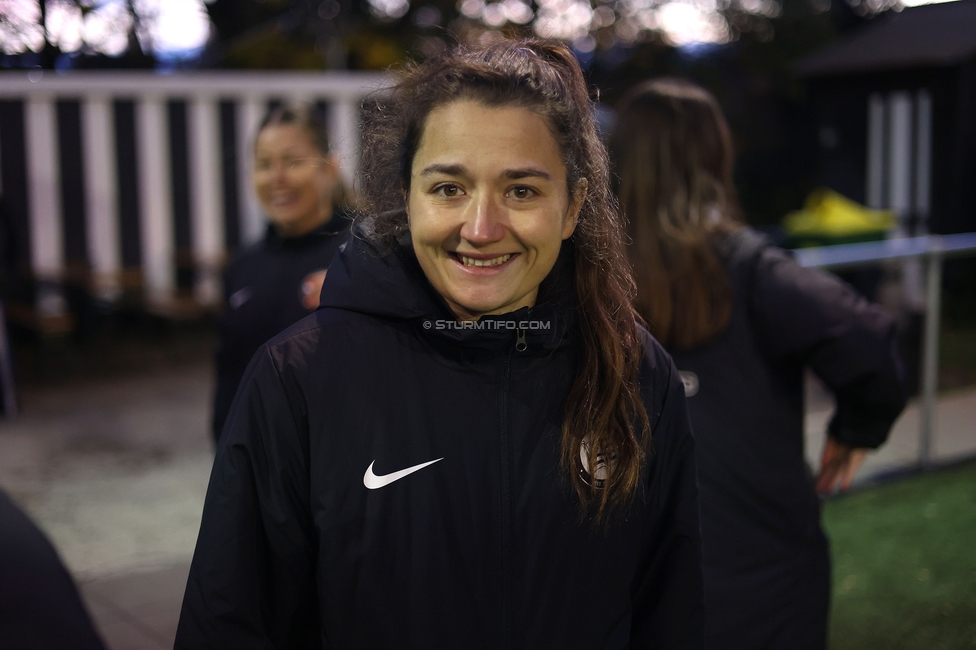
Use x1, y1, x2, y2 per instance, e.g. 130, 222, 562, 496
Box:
0, 70, 388, 325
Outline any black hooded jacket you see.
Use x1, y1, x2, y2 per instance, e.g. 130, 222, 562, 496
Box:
669, 228, 906, 649
177, 233, 704, 649
212, 211, 352, 441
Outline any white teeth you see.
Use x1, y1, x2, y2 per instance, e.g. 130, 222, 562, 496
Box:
459, 254, 512, 268
270, 192, 295, 205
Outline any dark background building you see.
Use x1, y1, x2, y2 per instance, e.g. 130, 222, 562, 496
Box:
799, 0, 976, 237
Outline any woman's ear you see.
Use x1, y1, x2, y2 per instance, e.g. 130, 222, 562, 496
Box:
563, 177, 587, 240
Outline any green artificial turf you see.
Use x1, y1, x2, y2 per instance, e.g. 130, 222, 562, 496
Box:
823, 461, 976, 650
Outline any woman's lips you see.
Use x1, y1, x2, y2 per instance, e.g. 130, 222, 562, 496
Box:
459, 253, 511, 267
450, 252, 518, 272
264, 188, 300, 208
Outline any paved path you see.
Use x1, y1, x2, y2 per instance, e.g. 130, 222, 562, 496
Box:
0, 364, 213, 649
0, 362, 973, 649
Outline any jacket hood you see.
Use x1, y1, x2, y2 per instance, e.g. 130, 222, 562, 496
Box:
319, 225, 577, 353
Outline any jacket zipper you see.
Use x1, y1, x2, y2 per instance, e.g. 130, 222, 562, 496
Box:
498, 332, 523, 648
515, 327, 527, 352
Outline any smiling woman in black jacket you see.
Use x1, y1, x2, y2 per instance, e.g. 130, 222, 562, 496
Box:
211, 104, 351, 444
177, 40, 704, 649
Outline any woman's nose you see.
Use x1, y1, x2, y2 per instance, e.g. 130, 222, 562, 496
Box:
270, 162, 290, 182
459, 194, 506, 244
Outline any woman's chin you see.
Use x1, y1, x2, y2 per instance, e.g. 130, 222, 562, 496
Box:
269, 211, 322, 236
445, 292, 526, 320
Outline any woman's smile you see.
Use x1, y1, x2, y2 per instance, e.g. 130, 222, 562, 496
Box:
451, 252, 516, 270
267, 190, 301, 208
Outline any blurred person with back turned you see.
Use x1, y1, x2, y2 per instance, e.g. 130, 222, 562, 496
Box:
177, 40, 703, 648
610, 79, 907, 650
212, 104, 352, 444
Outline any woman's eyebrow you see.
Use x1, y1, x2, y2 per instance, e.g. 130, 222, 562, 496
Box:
504, 167, 551, 181
420, 163, 467, 177
419, 164, 552, 181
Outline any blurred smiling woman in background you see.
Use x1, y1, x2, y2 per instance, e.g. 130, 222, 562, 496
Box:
178, 41, 704, 648
211, 104, 352, 444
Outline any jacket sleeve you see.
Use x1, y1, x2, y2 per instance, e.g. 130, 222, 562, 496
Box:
750, 247, 908, 448
631, 340, 704, 649
176, 346, 321, 649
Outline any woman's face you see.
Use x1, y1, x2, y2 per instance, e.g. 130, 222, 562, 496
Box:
407, 101, 581, 321
253, 123, 337, 237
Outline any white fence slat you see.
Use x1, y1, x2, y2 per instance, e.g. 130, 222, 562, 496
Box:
82, 94, 122, 301
887, 91, 913, 219
188, 95, 224, 306
25, 97, 64, 283
25, 95, 68, 318
328, 97, 360, 187
866, 93, 885, 210
237, 95, 265, 246
136, 94, 175, 305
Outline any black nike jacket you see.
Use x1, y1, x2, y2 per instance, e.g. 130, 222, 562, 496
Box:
177, 232, 704, 649
213, 211, 351, 442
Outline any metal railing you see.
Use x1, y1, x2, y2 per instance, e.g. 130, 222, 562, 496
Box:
795, 233, 976, 468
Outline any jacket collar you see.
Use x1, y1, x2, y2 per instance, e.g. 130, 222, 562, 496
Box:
319, 225, 577, 355
263, 208, 352, 251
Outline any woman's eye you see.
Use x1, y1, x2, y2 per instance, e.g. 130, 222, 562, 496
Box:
509, 186, 535, 200
435, 184, 462, 198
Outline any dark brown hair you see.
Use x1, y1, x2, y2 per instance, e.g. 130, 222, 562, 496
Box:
258, 103, 331, 155
358, 39, 650, 521
610, 79, 741, 350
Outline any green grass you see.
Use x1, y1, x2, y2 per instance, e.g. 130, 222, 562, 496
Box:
824, 461, 976, 650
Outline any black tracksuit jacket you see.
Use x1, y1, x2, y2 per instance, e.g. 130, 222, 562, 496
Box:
177, 233, 705, 649
212, 212, 351, 442
669, 228, 907, 650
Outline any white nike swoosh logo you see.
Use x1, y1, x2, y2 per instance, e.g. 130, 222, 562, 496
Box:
363, 458, 443, 489
228, 287, 252, 309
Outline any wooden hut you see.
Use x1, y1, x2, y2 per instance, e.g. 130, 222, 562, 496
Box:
798, 0, 976, 237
